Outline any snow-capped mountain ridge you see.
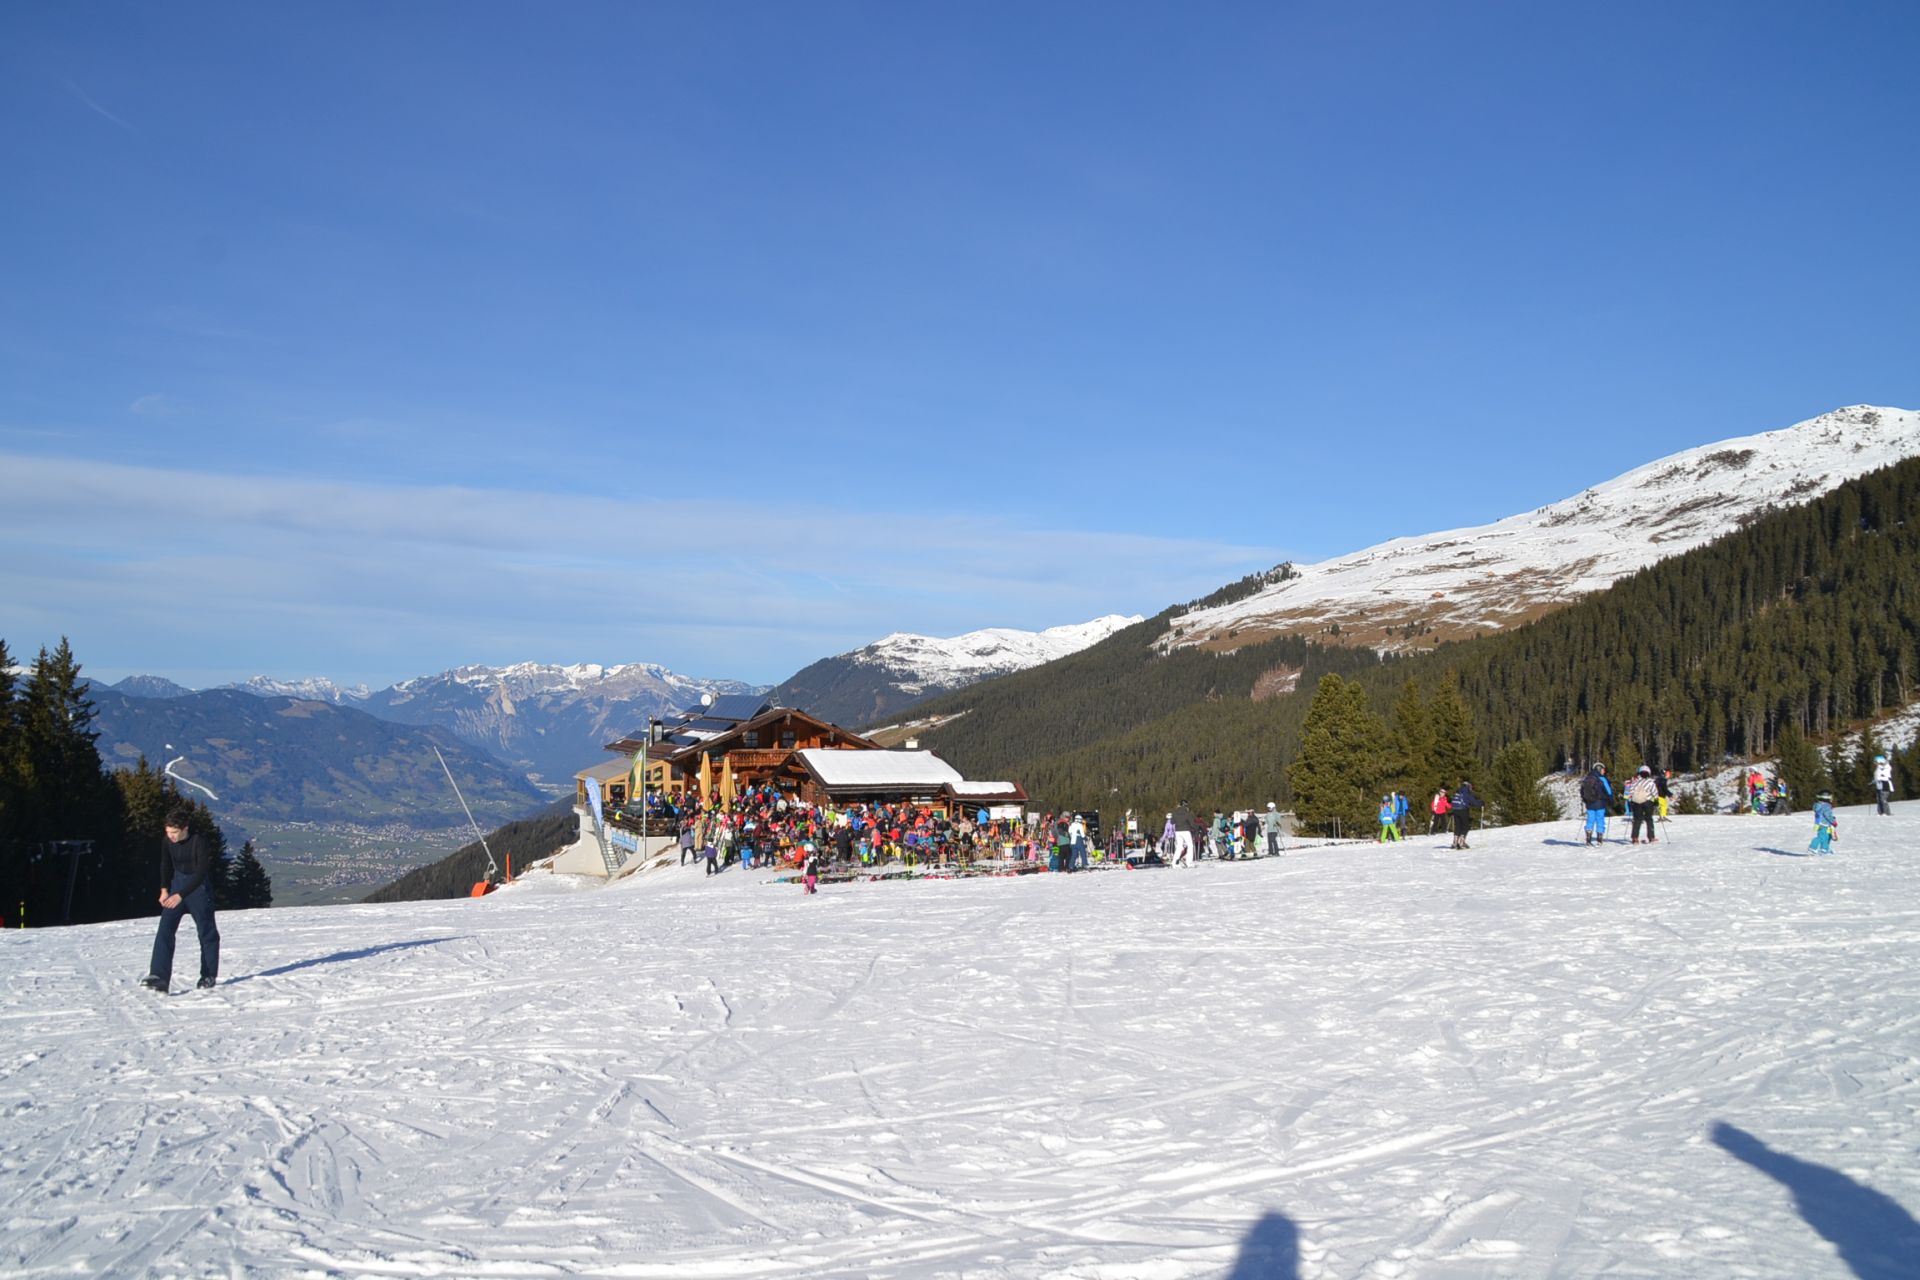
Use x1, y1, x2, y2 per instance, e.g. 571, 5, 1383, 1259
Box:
228, 675, 374, 702
854, 615, 1143, 691
1163, 404, 1920, 654
387, 661, 742, 700
769, 614, 1143, 727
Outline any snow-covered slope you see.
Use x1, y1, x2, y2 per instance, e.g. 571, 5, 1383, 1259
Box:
6, 809, 1917, 1277
772, 615, 1143, 728
1164, 404, 1920, 654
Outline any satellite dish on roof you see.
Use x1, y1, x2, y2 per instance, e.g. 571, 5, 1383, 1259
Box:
701, 692, 714, 707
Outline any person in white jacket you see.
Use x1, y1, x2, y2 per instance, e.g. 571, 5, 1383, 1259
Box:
1874, 754, 1894, 816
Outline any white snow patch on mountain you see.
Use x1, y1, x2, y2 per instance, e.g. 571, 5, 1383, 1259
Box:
1164, 404, 1920, 653
228, 675, 373, 702
7, 809, 1918, 1276
388, 660, 759, 701
853, 614, 1142, 693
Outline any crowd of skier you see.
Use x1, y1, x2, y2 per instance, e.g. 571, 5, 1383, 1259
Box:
606, 749, 1900, 890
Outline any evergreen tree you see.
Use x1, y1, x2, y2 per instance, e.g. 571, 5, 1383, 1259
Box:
1426, 672, 1478, 797
114, 758, 173, 852
1485, 740, 1561, 827
1849, 725, 1886, 806
16, 640, 130, 923
230, 839, 273, 909
1673, 785, 1714, 816
1288, 674, 1389, 836
1771, 722, 1828, 811
19, 640, 102, 801
0, 638, 19, 894
113, 758, 173, 914
1389, 678, 1433, 798
1827, 735, 1868, 806
1895, 736, 1920, 801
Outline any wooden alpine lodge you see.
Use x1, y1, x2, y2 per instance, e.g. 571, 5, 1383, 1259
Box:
578, 695, 1026, 819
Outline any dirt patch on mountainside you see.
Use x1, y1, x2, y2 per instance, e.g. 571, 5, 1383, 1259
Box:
1250, 666, 1303, 701
1182, 591, 1576, 656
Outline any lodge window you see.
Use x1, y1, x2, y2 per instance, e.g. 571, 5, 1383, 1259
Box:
779, 730, 797, 749
744, 730, 760, 748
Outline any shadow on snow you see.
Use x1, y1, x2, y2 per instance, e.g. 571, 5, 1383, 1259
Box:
1712, 1121, 1920, 1280
1225, 1211, 1299, 1279
226, 936, 464, 984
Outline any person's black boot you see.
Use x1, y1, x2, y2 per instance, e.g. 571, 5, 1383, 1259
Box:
196, 977, 216, 990
140, 975, 168, 993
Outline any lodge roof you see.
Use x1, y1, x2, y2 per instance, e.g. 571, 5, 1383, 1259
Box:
949, 780, 1024, 798
603, 706, 879, 762
699, 693, 774, 722
574, 760, 630, 783
794, 748, 962, 790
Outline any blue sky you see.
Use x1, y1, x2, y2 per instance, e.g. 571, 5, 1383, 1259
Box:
3, 1, 1916, 688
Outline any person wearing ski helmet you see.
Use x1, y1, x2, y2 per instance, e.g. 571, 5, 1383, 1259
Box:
1169, 802, 1197, 867
1810, 791, 1838, 855
1449, 779, 1484, 850
1261, 801, 1285, 857
1378, 794, 1401, 843
1579, 763, 1612, 845
1873, 753, 1894, 816
1626, 767, 1660, 844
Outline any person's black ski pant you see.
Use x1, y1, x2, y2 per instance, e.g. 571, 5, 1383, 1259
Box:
149, 879, 218, 984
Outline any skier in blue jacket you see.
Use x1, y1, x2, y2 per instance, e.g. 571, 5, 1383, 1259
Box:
1579, 764, 1613, 845
1809, 792, 1837, 855
1378, 795, 1401, 842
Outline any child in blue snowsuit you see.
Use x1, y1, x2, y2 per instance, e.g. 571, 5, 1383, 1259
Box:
1810, 792, 1837, 855
1378, 796, 1401, 842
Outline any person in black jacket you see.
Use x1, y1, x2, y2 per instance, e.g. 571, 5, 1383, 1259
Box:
1449, 780, 1484, 850
142, 807, 220, 992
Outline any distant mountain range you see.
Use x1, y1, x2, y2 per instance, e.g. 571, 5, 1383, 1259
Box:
768, 615, 1143, 728
89, 687, 548, 827
107, 617, 1141, 790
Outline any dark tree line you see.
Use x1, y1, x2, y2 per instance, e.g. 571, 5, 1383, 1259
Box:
0, 638, 269, 927
919, 455, 1920, 818
362, 801, 576, 903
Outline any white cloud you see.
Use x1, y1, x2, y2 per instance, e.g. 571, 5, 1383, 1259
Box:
0, 453, 1282, 685
128, 394, 178, 417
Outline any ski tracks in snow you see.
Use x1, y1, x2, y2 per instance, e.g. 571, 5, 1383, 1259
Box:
3, 813, 1919, 1276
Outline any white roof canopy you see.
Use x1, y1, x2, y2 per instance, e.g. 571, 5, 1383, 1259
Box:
796, 748, 962, 789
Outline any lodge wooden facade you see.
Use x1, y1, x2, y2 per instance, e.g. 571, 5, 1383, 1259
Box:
603, 705, 881, 809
